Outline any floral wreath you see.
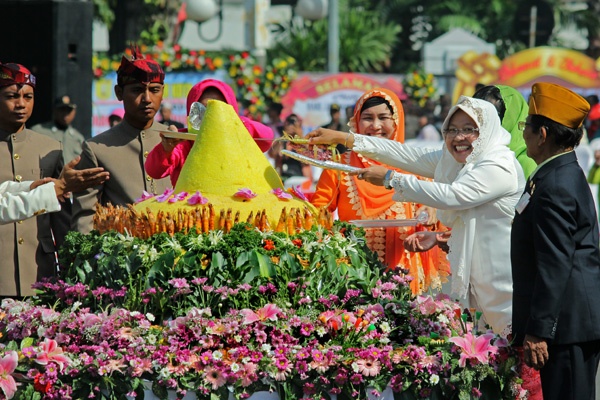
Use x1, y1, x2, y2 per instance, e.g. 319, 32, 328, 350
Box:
94, 43, 297, 114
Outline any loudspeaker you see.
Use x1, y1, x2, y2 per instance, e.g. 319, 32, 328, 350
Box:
1, 0, 93, 137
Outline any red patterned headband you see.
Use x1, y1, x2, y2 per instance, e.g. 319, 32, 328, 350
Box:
117, 46, 164, 87
0, 63, 36, 88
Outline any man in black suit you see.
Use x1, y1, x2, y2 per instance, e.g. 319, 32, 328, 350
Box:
511, 82, 600, 400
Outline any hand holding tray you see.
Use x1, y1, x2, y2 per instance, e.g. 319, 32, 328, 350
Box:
281, 149, 361, 173
350, 212, 429, 228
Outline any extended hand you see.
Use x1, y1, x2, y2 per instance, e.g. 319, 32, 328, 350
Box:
415, 205, 437, 226
353, 165, 388, 186
61, 156, 110, 194
404, 231, 439, 252
523, 334, 549, 370
306, 128, 348, 146
159, 131, 184, 154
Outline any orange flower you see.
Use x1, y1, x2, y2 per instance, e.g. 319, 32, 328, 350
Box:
264, 240, 275, 251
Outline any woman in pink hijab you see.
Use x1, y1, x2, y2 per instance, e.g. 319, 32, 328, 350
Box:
145, 79, 274, 185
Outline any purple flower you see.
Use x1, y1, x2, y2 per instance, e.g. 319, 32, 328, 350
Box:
187, 191, 208, 205
271, 188, 293, 200
234, 188, 257, 201
135, 190, 154, 203
168, 191, 189, 203
289, 185, 308, 201
155, 188, 175, 203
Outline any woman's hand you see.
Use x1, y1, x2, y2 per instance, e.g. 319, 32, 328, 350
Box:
404, 231, 440, 252
352, 165, 389, 186
160, 130, 183, 154
306, 128, 350, 147
415, 205, 437, 226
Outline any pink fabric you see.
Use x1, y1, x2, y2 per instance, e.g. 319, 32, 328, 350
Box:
145, 79, 274, 186
145, 140, 192, 186
185, 79, 273, 152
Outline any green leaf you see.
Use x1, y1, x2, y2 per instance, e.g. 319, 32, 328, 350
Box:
252, 250, 276, 278
20, 337, 34, 350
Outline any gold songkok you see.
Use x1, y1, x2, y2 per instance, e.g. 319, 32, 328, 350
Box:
528, 82, 590, 129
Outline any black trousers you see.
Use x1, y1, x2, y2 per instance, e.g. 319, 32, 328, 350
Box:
540, 340, 600, 400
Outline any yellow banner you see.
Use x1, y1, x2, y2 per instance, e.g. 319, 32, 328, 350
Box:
499, 47, 599, 87
453, 47, 600, 103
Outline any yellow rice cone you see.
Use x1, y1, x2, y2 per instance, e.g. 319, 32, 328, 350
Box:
135, 100, 316, 227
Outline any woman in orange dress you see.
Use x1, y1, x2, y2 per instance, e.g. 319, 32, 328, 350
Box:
311, 88, 448, 294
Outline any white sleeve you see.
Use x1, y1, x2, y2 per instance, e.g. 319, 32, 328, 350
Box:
352, 134, 442, 178
0, 182, 61, 225
0, 180, 32, 195
389, 159, 518, 210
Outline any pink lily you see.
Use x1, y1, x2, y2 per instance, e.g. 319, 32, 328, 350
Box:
135, 190, 155, 203
449, 332, 498, 367
271, 188, 292, 200
240, 304, 281, 324
0, 351, 18, 399
155, 188, 175, 203
35, 338, 71, 372
168, 191, 189, 203
234, 188, 257, 201
188, 191, 208, 205
289, 186, 308, 201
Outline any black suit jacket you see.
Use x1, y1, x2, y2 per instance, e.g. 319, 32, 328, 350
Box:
511, 151, 600, 346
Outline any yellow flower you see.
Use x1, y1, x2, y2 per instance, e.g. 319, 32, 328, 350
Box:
214, 57, 223, 68
266, 72, 274, 80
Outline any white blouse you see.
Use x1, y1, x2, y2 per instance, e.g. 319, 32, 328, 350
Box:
353, 134, 524, 334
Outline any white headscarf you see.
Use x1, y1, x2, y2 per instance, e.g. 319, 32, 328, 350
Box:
434, 96, 513, 298
590, 138, 600, 152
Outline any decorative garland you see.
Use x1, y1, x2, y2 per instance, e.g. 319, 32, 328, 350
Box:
93, 42, 297, 114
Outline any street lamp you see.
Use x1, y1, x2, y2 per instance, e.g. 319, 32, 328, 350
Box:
295, 0, 328, 20
185, 0, 224, 43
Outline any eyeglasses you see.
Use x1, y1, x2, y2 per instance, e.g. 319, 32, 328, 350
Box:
517, 121, 533, 131
443, 127, 480, 138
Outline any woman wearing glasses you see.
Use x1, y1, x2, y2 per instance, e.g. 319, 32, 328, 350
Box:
311, 88, 449, 296
307, 96, 525, 335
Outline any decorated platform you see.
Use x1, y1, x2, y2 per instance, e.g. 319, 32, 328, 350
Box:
0, 101, 525, 400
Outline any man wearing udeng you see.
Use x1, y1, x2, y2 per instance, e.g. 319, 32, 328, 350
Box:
72, 47, 171, 233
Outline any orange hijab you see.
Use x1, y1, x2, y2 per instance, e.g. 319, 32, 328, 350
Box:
348, 88, 405, 218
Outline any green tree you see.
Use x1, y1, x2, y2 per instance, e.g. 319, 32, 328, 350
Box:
93, 0, 182, 54
268, 0, 400, 72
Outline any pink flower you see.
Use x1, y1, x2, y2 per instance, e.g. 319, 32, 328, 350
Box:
155, 188, 175, 203
355, 358, 381, 377
240, 304, 281, 324
449, 332, 498, 367
234, 188, 257, 201
271, 188, 292, 200
135, 190, 155, 203
35, 338, 71, 372
168, 191, 189, 203
0, 351, 18, 399
288, 186, 308, 201
204, 366, 226, 389
188, 191, 208, 205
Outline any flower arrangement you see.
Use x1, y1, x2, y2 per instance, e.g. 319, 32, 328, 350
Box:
0, 222, 526, 399
402, 70, 438, 108
93, 43, 297, 114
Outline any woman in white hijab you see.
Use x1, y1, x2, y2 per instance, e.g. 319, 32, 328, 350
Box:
307, 96, 525, 335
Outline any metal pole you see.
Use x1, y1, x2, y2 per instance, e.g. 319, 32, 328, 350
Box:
528, 5, 537, 48
327, 0, 339, 73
